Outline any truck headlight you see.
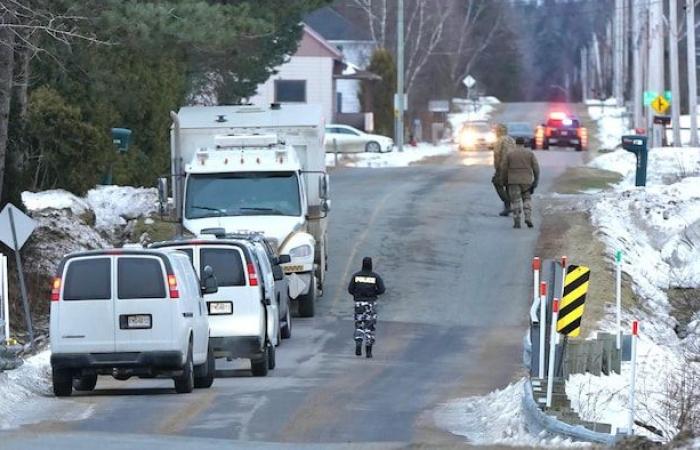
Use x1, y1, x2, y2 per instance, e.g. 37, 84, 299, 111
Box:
289, 244, 313, 258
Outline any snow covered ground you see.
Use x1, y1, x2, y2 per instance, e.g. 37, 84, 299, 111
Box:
326, 143, 456, 168
570, 146, 700, 440
586, 98, 630, 151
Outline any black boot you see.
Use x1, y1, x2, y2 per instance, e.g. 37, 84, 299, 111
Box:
365, 345, 373, 358
499, 202, 510, 217
525, 219, 533, 228
355, 341, 362, 356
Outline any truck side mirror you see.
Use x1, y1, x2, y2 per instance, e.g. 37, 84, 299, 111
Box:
322, 199, 331, 214
278, 254, 291, 264
201, 265, 219, 295
319, 174, 330, 200
158, 177, 169, 208
273, 265, 284, 281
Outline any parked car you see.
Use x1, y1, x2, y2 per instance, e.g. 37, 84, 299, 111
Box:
324, 124, 394, 153
50, 248, 217, 397
505, 122, 534, 147
534, 112, 588, 151
151, 237, 278, 376
223, 232, 293, 340
456, 121, 496, 151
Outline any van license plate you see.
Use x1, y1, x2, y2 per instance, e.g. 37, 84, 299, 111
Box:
126, 315, 151, 329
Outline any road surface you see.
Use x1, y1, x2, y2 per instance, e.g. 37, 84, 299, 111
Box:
2, 103, 588, 449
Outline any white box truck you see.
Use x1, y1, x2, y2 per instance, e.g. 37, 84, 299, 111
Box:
167, 104, 329, 317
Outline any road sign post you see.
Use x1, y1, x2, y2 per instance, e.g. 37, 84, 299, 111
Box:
616, 251, 623, 350
8, 208, 34, 347
1, 254, 8, 343
628, 320, 639, 435
546, 298, 560, 408
539, 281, 547, 379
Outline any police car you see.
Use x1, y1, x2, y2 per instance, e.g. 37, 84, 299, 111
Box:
534, 112, 588, 151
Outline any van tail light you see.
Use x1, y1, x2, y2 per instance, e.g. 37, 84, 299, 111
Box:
247, 263, 259, 287
168, 274, 180, 299
50, 277, 61, 302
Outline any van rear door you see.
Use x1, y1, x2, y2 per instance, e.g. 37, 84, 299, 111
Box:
113, 256, 173, 352
53, 256, 115, 353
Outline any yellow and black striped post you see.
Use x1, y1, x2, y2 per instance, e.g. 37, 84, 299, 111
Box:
557, 265, 591, 337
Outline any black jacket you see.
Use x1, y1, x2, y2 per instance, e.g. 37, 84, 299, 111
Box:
348, 257, 385, 301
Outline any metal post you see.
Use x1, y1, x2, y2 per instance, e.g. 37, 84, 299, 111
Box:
616, 250, 623, 350
530, 258, 541, 323
687, 0, 698, 146
614, 0, 625, 105
669, 0, 681, 146
647, 0, 664, 148
2, 254, 8, 342
8, 208, 34, 347
546, 298, 560, 408
170, 111, 183, 236
539, 281, 547, 379
632, 0, 644, 130
628, 320, 639, 434
396, 0, 405, 152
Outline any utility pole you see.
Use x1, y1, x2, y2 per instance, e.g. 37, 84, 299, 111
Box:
647, 0, 664, 147
593, 33, 604, 97
396, 0, 405, 152
632, 0, 645, 130
687, 0, 699, 146
614, 0, 625, 105
669, 0, 681, 146
581, 47, 589, 102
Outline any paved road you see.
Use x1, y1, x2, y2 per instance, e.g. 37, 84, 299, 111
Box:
2, 103, 587, 449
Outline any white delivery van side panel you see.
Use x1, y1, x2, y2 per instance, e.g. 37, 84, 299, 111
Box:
171, 254, 207, 364
52, 256, 115, 354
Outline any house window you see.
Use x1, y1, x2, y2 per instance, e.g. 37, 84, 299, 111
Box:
275, 80, 306, 103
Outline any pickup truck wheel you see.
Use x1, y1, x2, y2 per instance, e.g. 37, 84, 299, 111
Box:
251, 346, 269, 377
194, 345, 215, 389
281, 307, 292, 339
575, 144, 584, 152
73, 373, 97, 392
297, 277, 316, 318
52, 367, 73, 397
267, 342, 276, 370
174, 346, 194, 394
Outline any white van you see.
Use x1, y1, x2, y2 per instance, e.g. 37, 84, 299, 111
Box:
151, 239, 278, 376
50, 249, 217, 396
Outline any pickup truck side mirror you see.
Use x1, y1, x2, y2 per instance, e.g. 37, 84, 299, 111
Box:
273, 265, 284, 281
201, 265, 219, 295
278, 254, 291, 264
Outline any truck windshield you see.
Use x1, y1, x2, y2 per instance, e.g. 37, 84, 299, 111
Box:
185, 172, 301, 219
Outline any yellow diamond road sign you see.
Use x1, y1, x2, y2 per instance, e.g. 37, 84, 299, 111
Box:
651, 95, 670, 114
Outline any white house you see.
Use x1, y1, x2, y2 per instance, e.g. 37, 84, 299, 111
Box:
248, 26, 343, 125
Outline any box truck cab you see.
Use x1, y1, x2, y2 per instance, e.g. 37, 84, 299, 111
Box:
168, 105, 329, 318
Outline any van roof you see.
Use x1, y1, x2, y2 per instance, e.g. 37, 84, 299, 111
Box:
57, 248, 180, 275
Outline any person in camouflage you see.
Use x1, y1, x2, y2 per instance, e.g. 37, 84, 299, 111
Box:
492, 124, 516, 216
500, 141, 540, 229
348, 257, 385, 358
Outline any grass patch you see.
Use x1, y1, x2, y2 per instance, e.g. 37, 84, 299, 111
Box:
130, 216, 179, 243
552, 167, 622, 195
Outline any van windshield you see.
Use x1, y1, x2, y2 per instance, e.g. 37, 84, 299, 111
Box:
185, 172, 301, 219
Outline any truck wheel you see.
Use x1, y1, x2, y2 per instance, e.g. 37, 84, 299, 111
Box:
267, 342, 276, 370
194, 345, 215, 389
52, 367, 73, 397
297, 276, 316, 318
73, 373, 97, 392
281, 307, 292, 339
251, 346, 269, 377
174, 346, 194, 394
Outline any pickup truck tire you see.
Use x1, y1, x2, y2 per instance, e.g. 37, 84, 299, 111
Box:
73, 373, 97, 392
575, 144, 584, 152
194, 345, 215, 389
174, 346, 194, 394
281, 307, 292, 339
297, 276, 316, 318
267, 342, 276, 370
251, 346, 269, 377
52, 367, 73, 397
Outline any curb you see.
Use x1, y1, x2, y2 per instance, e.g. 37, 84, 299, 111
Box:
521, 333, 621, 445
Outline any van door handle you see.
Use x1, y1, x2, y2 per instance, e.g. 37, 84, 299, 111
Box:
182, 312, 193, 318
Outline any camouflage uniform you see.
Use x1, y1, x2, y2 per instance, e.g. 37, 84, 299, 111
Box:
500, 144, 540, 228
348, 257, 385, 358
493, 124, 516, 216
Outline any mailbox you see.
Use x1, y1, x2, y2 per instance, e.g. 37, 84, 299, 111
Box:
111, 128, 132, 153
621, 135, 648, 187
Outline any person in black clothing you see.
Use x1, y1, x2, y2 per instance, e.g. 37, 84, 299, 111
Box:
347, 257, 385, 358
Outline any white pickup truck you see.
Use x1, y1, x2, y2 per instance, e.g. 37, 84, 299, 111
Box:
167, 104, 329, 317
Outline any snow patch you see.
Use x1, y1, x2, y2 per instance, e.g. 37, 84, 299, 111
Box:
22, 190, 90, 215
326, 143, 455, 168
435, 379, 584, 447
86, 185, 158, 231
586, 101, 630, 151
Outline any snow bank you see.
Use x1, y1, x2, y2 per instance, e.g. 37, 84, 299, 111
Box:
86, 185, 158, 230
591, 147, 700, 187
0, 351, 93, 429
326, 143, 455, 168
21, 190, 89, 215
586, 100, 630, 150
435, 379, 583, 447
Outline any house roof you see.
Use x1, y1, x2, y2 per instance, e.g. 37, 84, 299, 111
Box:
298, 25, 343, 60
304, 7, 373, 42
